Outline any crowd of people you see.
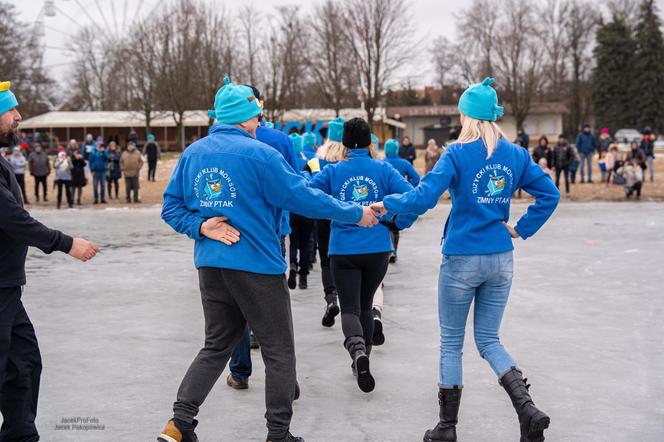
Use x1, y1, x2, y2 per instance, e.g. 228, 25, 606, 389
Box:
0, 132, 162, 208
519, 124, 657, 199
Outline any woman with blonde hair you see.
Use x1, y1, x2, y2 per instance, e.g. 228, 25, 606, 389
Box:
425, 138, 442, 173
372, 78, 559, 442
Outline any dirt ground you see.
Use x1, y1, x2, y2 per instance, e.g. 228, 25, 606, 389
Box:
17, 150, 664, 209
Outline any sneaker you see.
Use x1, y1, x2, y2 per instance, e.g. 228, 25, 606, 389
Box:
298, 273, 308, 290
250, 332, 260, 349
266, 432, 304, 442
157, 419, 198, 442
226, 373, 248, 390
389, 253, 397, 264
372, 309, 385, 346
354, 351, 375, 393
321, 301, 340, 327
287, 269, 297, 290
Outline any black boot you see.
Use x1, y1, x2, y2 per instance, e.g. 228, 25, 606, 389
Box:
423, 386, 462, 442
287, 268, 297, 290
298, 273, 308, 290
321, 297, 340, 327
372, 308, 385, 346
500, 368, 550, 442
266, 432, 304, 442
345, 336, 374, 393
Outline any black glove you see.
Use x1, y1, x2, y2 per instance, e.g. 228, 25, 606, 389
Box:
380, 215, 400, 232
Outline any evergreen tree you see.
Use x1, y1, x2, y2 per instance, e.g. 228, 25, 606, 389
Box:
631, 0, 664, 132
590, 15, 637, 131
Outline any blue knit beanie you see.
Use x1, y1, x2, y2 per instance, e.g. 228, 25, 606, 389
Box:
384, 138, 399, 157
208, 76, 263, 125
0, 82, 18, 115
371, 134, 379, 147
147, 134, 155, 142
327, 117, 345, 142
458, 77, 504, 122
289, 133, 303, 153
302, 132, 317, 152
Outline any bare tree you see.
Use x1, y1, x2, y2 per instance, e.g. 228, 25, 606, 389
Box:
309, 0, 360, 115
237, 5, 262, 86
342, 0, 414, 129
538, 0, 571, 101
493, 0, 544, 131
454, 0, 499, 81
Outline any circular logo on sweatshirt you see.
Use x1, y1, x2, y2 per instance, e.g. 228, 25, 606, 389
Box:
194, 167, 237, 208
471, 163, 514, 204
339, 176, 379, 206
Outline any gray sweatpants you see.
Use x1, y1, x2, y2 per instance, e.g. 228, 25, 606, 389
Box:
173, 267, 297, 440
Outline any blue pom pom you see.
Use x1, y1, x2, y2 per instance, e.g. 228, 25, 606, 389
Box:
482, 77, 495, 86
494, 105, 504, 117
223, 76, 231, 85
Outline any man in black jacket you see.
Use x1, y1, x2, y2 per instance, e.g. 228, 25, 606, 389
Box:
399, 136, 417, 164
0, 81, 99, 441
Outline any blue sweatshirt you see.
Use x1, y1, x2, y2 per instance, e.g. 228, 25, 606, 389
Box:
162, 125, 363, 275
385, 153, 421, 186
256, 125, 298, 236
309, 149, 417, 255
383, 138, 560, 256
88, 150, 109, 173
575, 131, 597, 155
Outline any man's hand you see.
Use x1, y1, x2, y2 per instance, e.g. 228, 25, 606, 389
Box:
68, 238, 99, 262
502, 222, 520, 239
370, 201, 388, 217
357, 206, 379, 228
201, 216, 241, 245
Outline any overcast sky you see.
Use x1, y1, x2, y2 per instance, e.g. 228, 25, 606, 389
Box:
11, 0, 664, 88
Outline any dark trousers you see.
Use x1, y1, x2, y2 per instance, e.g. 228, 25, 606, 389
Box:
107, 176, 120, 199
0, 287, 41, 442
330, 253, 390, 346
125, 177, 139, 202
625, 182, 642, 199
173, 268, 296, 440
555, 167, 570, 194
289, 214, 313, 275
14, 174, 28, 203
229, 325, 252, 381
316, 220, 337, 301
56, 180, 73, 208
73, 186, 84, 204
391, 230, 400, 255
148, 160, 157, 181
33, 176, 47, 200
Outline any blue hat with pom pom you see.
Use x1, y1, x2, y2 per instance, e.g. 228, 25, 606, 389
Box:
208, 76, 263, 125
327, 117, 345, 142
302, 132, 317, 152
289, 133, 303, 153
0, 82, 18, 116
458, 77, 504, 122
384, 138, 399, 156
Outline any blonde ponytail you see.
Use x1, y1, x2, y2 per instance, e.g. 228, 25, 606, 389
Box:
457, 113, 507, 158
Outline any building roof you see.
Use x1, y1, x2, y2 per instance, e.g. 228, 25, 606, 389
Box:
18, 108, 406, 130
386, 102, 568, 119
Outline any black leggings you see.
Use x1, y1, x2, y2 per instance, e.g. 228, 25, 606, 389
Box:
34, 176, 47, 199
316, 219, 336, 300
330, 253, 390, 345
148, 160, 157, 181
108, 176, 120, 198
555, 167, 569, 194
55, 180, 73, 207
289, 214, 314, 275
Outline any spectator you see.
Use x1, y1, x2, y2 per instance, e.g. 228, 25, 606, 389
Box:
553, 134, 573, 194
120, 142, 143, 203
626, 140, 647, 177
8, 146, 28, 203
67, 138, 79, 157
399, 136, 416, 164
568, 144, 580, 184
128, 127, 138, 146
514, 128, 529, 148
18, 131, 32, 149
107, 141, 122, 199
537, 157, 552, 177
606, 145, 621, 186
28, 143, 50, 202
425, 138, 441, 173
89, 143, 109, 204
532, 136, 554, 169
71, 150, 87, 205
575, 123, 597, 183
641, 127, 656, 182
80, 133, 95, 160
617, 160, 643, 199
53, 149, 74, 209
598, 151, 609, 183
598, 127, 612, 155
142, 133, 161, 182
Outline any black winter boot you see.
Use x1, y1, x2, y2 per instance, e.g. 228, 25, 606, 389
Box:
345, 336, 374, 393
321, 298, 340, 327
423, 386, 462, 442
266, 432, 304, 442
500, 368, 550, 442
298, 273, 308, 290
287, 268, 297, 290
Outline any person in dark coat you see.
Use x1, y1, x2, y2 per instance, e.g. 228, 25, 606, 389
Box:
553, 134, 574, 194
142, 134, 161, 182
575, 124, 597, 183
71, 150, 87, 205
641, 127, 656, 182
399, 136, 417, 164
532, 136, 554, 170
0, 80, 99, 442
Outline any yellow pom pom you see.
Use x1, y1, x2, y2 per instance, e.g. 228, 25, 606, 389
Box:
0, 82, 11, 92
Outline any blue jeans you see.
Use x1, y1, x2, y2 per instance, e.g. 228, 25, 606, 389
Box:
229, 325, 252, 381
92, 173, 106, 201
579, 152, 593, 181
647, 156, 654, 180
438, 251, 516, 386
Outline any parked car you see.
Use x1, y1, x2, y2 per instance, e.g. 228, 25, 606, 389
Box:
614, 128, 643, 151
